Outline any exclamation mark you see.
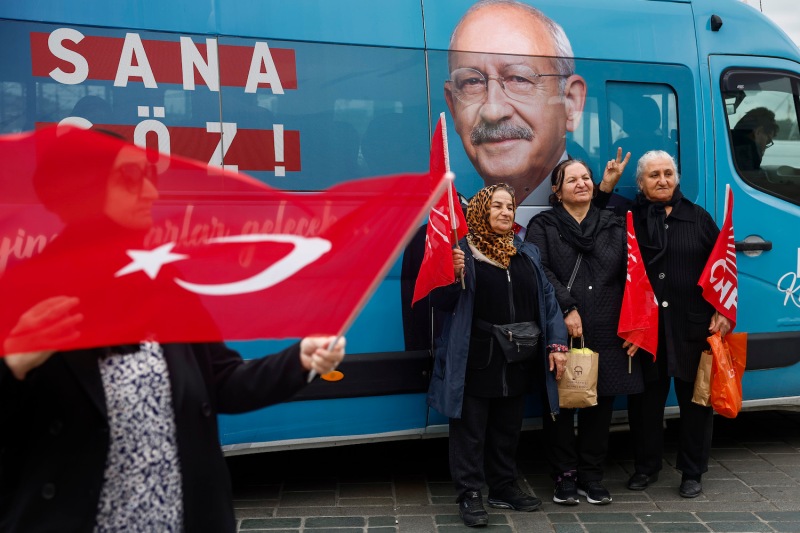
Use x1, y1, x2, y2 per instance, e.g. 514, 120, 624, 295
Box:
273, 124, 285, 177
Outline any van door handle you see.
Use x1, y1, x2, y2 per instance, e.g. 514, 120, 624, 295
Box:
734, 240, 772, 252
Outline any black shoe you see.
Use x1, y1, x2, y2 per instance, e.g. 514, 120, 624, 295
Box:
488, 484, 542, 512
553, 474, 579, 505
679, 479, 702, 498
577, 480, 612, 505
627, 472, 659, 491
458, 491, 489, 527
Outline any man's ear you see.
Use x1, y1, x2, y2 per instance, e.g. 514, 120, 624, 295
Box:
563, 74, 587, 132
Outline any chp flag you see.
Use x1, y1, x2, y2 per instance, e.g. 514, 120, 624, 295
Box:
698, 184, 737, 329
411, 113, 468, 305
617, 211, 659, 359
0, 126, 445, 355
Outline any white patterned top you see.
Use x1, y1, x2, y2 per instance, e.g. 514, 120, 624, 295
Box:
94, 341, 183, 532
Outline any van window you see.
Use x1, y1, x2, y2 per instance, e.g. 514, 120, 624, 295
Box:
0, 82, 25, 133
606, 82, 679, 197
608, 83, 678, 163
723, 69, 800, 206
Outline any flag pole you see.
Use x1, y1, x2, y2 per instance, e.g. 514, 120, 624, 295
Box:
445, 171, 465, 289
439, 112, 464, 290
307, 335, 343, 383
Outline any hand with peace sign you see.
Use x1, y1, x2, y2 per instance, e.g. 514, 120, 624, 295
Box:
598, 147, 632, 193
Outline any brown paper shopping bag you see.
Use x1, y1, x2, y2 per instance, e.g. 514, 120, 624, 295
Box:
558, 337, 598, 409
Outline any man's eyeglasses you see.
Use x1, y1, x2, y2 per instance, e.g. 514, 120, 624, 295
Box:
447, 66, 568, 105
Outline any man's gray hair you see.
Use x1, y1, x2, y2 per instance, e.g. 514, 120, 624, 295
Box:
449, 0, 575, 91
636, 150, 680, 190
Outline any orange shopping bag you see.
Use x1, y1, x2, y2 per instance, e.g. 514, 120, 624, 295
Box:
708, 332, 747, 418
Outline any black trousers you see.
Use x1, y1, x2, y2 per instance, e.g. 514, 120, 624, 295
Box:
542, 395, 615, 482
628, 372, 713, 478
449, 393, 526, 501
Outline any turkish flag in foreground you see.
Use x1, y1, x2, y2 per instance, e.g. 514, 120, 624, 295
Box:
411, 113, 468, 305
698, 185, 737, 330
0, 126, 443, 355
617, 211, 659, 359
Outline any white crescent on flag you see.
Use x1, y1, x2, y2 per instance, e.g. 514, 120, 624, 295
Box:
116, 234, 332, 296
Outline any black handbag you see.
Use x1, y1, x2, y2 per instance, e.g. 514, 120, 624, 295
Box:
476, 318, 541, 363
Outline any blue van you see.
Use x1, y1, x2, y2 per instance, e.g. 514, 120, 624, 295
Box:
1, 0, 798, 452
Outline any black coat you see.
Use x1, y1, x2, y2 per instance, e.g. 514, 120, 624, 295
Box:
0, 342, 306, 533
632, 196, 719, 382
526, 206, 644, 396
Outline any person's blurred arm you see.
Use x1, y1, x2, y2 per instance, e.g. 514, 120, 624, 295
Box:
3, 296, 82, 381
210, 336, 345, 414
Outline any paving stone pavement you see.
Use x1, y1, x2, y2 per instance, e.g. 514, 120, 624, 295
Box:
227, 410, 800, 532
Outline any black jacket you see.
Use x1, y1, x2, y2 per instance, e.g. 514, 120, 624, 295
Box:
632, 196, 719, 382
0, 342, 306, 533
526, 206, 644, 396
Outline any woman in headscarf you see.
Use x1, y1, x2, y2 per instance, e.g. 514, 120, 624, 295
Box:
427, 183, 568, 528
0, 128, 346, 532
526, 156, 644, 507
625, 150, 731, 499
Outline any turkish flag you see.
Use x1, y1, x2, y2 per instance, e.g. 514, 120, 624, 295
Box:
698, 185, 737, 329
617, 211, 659, 359
411, 113, 468, 305
0, 126, 442, 355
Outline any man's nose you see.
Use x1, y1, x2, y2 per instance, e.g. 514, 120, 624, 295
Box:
478, 79, 513, 123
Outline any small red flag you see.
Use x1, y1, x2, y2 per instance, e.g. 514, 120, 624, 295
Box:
411, 113, 468, 305
618, 211, 659, 359
0, 126, 443, 355
698, 185, 737, 330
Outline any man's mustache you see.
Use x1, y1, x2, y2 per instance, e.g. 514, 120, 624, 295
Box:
470, 122, 533, 145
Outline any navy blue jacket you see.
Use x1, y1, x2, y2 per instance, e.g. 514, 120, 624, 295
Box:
427, 237, 568, 419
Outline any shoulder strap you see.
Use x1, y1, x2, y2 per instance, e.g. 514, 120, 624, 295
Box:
566, 253, 583, 293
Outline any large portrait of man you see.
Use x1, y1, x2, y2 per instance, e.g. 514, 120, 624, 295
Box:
444, 0, 587, 212
402, 0, 590, 350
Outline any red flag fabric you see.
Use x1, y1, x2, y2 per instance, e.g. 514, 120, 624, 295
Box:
698, 185, 737, 329
0, 126, 442, 355
411, 114, 468, 305
618, 211, 659, 359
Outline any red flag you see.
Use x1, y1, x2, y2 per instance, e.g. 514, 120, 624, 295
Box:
698, 185, 737, 329
411, 114, 468, 305
618, 211, 659, 359
0, 126, 443, 355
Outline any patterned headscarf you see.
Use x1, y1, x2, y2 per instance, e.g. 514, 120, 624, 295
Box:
466, 183, 517, 268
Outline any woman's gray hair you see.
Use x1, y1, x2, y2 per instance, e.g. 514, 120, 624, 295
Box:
449, 0, 575, 91
635, 150, 680, 190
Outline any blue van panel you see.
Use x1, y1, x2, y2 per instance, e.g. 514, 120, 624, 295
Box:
219, 393, 429, 446
0, 1, 217, 35
423, 0, 697, 64
0, 0, 426, 48
216, 0, 425, 47
692, 0, 800, 62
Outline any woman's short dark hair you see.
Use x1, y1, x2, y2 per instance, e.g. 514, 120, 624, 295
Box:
548, 158, 593, 206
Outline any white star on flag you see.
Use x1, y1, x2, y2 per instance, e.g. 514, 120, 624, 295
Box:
115, 242, 188, 280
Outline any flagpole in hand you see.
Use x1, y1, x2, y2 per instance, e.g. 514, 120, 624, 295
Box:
411, 112, 468, 306
445, 172, 465, 289
306, 335, 343, 383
